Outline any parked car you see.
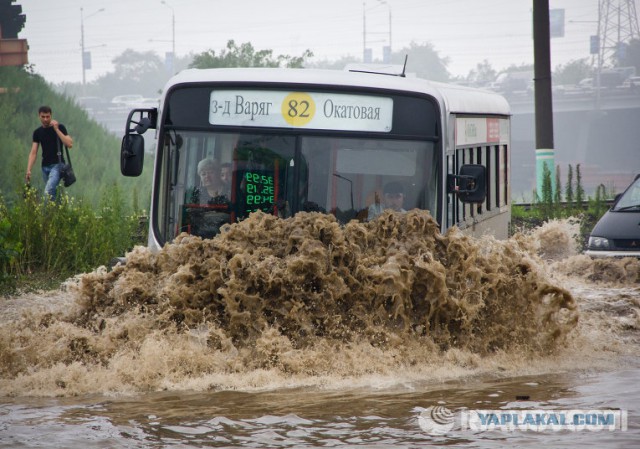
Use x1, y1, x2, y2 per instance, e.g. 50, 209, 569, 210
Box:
577, 78, 594, 91
138, 97, 159, 108
76, 96, 108, 113
111, 94, 144, 109
622, 76, 640, 92
585, 174, 640, 258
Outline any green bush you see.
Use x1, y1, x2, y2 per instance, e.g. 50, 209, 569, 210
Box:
0, 214, 21, 285
0, 184, 147, 292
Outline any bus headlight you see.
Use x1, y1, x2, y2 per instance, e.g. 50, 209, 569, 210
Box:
588, 236, 611, 250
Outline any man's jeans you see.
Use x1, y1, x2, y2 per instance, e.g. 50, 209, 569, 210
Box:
42, 163, 64, 200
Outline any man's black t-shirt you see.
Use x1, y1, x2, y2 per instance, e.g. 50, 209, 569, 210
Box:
32, 124, 68, 166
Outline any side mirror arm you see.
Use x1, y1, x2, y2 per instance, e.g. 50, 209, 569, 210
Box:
125, 108, 157, 136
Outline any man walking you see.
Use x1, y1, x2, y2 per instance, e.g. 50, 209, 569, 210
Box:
25, 106, 74, 199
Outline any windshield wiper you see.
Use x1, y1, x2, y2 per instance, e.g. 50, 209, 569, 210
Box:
614, 204, 640, 211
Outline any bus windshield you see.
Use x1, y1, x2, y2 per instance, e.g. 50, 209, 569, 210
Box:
155, 129, 438, 243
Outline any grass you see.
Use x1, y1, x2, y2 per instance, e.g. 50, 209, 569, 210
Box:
0, 271, 71, 297
0, 184, 148, 296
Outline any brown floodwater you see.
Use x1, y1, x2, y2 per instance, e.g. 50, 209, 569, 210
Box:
0, 212, 638, 448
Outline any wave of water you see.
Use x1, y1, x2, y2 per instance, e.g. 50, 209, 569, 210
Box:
0, 212, 637, 398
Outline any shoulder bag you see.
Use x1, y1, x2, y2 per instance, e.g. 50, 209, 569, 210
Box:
57, 138, 76, 187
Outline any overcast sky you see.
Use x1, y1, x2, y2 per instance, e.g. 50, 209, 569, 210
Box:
17, 0, 637, 85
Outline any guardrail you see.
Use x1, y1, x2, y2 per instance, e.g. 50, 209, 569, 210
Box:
513, 199, 615, 211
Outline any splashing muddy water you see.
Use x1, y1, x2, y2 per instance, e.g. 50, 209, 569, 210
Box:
1, 212, 639, 448
0, 211, 582, 396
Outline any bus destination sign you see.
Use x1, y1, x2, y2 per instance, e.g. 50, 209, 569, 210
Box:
209, 90, 393, 132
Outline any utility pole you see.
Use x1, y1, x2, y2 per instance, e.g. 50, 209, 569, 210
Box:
161, 1, 175, 74
80, 7, 104, 86
363, 1, 369, 62
533, 0, 555, 196
362, 0, 392, 63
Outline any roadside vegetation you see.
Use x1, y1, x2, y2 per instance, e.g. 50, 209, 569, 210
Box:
0, 66, 151, 295
0, 186, 147, 295
510, 163, 614, 249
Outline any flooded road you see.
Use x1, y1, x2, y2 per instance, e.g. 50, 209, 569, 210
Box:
1, 213, 638, 447
2, 367, 639, 448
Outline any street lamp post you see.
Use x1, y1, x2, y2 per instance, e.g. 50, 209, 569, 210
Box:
380, 0, 391, 61
362, 0, 392, 63
161, 0, 175, 74
80, 7, 104, 86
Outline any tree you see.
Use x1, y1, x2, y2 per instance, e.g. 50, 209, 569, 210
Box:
554, 164, 562, 205
390, 41, 450, 81
620, 38, 640, 73
110, 50, 164, 83
553, 58, 592, 85
541, 162, 553, 214
57, 51, 193, 99
502, 63, 534, 74
190, 40, 313, 69
466, 60, 497, 86
565, 164, 574, 208
307, 55, 361, 70
88, 50, 174, 99
575, 163, 585, 208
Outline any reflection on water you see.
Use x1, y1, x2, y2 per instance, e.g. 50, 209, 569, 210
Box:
0, 213, 638, 447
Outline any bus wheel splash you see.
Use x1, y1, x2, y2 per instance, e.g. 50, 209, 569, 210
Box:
75, 210, 578, 353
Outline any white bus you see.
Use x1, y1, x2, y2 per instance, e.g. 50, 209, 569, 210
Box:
120, 68, 511, 250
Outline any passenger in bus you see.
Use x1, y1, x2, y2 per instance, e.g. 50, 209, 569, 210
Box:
367, 181, 406, 220
185, 158, 231, 239
194, 158, 229, 204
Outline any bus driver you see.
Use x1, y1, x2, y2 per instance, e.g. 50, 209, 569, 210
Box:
367, 181, 406, 220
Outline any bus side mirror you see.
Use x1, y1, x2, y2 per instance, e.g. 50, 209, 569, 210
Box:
120, 108, 156, 177
448, 164, 486, 203
121, 134, 145, 177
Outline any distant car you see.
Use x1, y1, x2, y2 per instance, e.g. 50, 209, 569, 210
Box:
138, 97, 159, 108
76, 96, 107, 113
622, 76, 640, 92
111, 94, 144, 108
577, 78, 594, 91
585, 174, 640, 258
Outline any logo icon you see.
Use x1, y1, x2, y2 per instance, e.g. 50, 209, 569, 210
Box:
417, 406, 456, 435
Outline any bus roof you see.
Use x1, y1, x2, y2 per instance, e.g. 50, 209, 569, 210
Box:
164, 68, 511, 117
